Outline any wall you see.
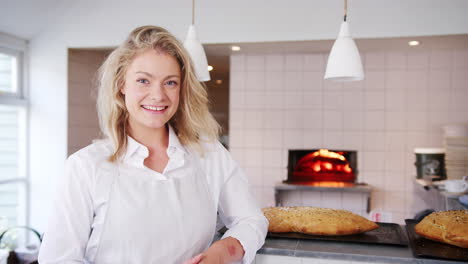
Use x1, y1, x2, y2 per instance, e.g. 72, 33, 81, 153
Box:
207, 81, 230, 137
228, 49, 468, 224
67, 49, 108, 155
28, 0, 468, 231
29, 36, 67, 231
205, 56, 230, 137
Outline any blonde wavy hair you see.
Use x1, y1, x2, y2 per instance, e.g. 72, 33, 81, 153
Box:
96, 25, 220, 162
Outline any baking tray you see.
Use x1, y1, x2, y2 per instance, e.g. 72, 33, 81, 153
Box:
405, 219, 468, 262
218, 222, 408, 246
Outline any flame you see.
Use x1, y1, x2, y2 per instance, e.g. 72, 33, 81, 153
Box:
292, 149, 355, 183
344, 164, 352, 173
295, 181, 355, 187
313, 163, 321, 172
312, 149, 346, 161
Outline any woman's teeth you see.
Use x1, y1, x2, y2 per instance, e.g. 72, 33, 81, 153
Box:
142, 105, 167, 111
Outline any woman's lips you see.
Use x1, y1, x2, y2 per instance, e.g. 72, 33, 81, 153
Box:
141, 105, 168, 114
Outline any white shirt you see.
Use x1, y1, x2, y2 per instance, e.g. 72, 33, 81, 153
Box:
38, 127, 268, 264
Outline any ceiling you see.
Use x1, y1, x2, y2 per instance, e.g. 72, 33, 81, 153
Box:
204, 34, 468, 56
3, 1, 468, 43
204, 34, 468, 81
0, 0, 70, 39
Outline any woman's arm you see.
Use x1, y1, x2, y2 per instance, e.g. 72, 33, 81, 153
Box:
215, 164, 269, 264
38, 154, 94, 263
184, 142, 268, 264
210, 236, 245, 262
184, 237, 244, 264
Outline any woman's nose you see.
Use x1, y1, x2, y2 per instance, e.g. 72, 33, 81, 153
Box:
148, 84, 167, 101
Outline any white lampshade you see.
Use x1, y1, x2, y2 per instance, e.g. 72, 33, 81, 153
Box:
184, 24, 211, 82
324, 21, 364, 81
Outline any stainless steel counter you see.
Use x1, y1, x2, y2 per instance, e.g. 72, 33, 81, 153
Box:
255, 236, 462, 264
213, 228, 465, 264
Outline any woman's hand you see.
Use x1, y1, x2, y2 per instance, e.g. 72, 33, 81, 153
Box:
182, 253, 204, 264
182, 241, 226, 264
182, 237, 245, 264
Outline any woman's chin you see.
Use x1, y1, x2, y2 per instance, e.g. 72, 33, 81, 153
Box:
145, 123, 167, 130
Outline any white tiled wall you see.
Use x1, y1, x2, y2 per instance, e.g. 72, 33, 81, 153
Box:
229, 50, 468, 224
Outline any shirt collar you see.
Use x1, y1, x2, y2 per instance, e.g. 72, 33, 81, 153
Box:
124, 125, 187, 162
167, 125, 187, 156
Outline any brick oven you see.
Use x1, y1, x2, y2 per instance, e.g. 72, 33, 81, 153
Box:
275, 149, 371, 215
286, 149, 358, 185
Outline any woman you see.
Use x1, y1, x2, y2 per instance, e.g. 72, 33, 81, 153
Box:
38, 26, 268, 264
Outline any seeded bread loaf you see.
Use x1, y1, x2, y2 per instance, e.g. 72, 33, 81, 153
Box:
262, 206, 378, 236
415, 210, 468, 248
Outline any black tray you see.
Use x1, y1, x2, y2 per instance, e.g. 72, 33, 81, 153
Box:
219, 222, 408, 246
405, 219, 468, 262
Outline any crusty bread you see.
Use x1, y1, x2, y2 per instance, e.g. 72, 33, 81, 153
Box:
262, 206, 378, 236
415, 210, 468, 248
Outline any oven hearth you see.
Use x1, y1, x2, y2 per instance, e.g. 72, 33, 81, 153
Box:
275, 149, 372, 215
286, 149, 358, 185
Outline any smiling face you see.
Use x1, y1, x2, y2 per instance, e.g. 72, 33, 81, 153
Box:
121, 49, 181, 136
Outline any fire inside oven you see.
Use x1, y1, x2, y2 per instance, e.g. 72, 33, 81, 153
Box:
286, 149, 358, 185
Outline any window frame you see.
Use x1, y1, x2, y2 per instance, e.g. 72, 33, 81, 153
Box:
0, 33, 28, 106
0, 32, 29, 229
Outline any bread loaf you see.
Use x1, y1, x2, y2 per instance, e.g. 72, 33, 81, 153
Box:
415, 210, 468, 248
262, 206, 378, 236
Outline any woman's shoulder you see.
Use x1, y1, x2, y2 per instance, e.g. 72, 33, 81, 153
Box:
196, 139, 228, 157
62, 139, 116, 196
67, 138, 114, 166
193, 139, 243, 189
195, 139, 237, 171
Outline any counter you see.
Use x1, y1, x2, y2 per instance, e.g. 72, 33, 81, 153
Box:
253, 235, 463, 264
214, 229, 465, 264
414, 179, 468, 211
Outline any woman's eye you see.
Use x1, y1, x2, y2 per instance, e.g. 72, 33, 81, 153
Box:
137, 79, 149, 84
166, 80, 178, 86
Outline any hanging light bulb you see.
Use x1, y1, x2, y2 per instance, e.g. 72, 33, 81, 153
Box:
324, 0, 364, 81
184, 0, 211, 81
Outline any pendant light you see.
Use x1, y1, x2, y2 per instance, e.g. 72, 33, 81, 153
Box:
184, 0, 210, 81
324, 0, 364, 81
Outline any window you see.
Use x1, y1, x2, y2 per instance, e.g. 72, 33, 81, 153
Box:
0, 105, 27, 229
0, 47, 23, 99
0, 34, 28, 236
0, 53, 18, 94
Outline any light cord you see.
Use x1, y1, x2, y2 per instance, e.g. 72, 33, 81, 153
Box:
192, 0, 195, 25
344, 0, 347, 21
